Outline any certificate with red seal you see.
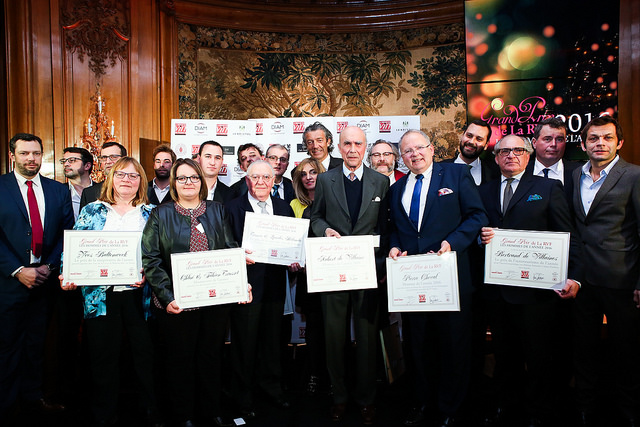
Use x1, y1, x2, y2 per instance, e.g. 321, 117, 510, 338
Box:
171, 247, 249, 309
242, 212, 309, 266
63, 230, 142, 286
484, 229, 569, 290
305, 235, 378, 293
386, 252, 460, 312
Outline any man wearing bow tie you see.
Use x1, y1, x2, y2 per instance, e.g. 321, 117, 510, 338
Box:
310, 126, 389, 425
387, 129, 487, 427
478, 134, 582, 427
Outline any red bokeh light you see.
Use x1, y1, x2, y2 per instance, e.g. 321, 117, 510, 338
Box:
475, 43, 489, 56
488, 24, 497, 34
553, 96, 563, 105
543, 26, 555, 38
591, 43, 599, 51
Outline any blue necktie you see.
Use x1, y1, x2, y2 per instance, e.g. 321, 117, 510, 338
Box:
409, 174, 424, 229
272, 184, 280, 198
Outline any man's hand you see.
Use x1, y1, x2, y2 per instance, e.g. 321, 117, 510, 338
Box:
245, 248, 256, 265
239, 284, 253, 304
325, 228, 341, 238
556, 279, 580, 299
16, 266, 49, 289
59, 274, 78, 291
437, 240, 451, 255
166, 300, 182, 314
289, 262, 302, 272
389, 247, 407, 260
480, 227, 495, 245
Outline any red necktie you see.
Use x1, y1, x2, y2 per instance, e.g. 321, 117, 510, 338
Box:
26, 181, 43, 258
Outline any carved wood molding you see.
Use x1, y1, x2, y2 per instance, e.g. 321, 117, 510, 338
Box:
60, 0, 131, 79
160, 0, 464, 33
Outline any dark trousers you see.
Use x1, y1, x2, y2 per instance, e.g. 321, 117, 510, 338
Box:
403, 292, 472, 416
156, 304, 230, 423
573, 284, 640, 419
321, 289, 379, 406
230, 300, 284, 409
85, 289, 156, 422
0, 287, 48, 418
488, 296, 558, 419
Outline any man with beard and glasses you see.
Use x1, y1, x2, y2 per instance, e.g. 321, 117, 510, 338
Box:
147, 144, 176, 205
367, 139, 405, 185
440, 120, 499, 186
61, 147, 94, 220
0, 133, 74, 422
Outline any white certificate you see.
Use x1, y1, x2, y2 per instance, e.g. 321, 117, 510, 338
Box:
171, 247, 249, 309
305, 235, 378, 293
484, 229, 569, 290
63, 230, 142, 286
386, 252, 460, 312
242, 212, 309, 266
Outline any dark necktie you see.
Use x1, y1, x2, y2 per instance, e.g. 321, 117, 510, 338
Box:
409, 174, 424, 229
26, 181, 44, 258
502, 178, 514, 215
349, 172, 356, 181
542, 168, 550, 178
272, 184, 280, 199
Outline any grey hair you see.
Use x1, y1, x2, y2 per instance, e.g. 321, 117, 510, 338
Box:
246, 159, 275, 176
399, 130, 431, 150
493, 134, 533, 153
367, 139, 400, 168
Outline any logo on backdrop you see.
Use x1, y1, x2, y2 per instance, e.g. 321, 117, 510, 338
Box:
379, 121, 391, 133
174, 123, 187, 135
293, 122, 305, 133
216, 124, 228, 136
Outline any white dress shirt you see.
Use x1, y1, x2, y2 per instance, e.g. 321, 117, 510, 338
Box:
14, 172, 45, 263
401, 166, 433, 231
533, 159, 564, 184
454, 155, 482, 186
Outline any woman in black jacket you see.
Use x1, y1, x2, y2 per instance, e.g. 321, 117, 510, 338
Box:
142, 158, 250, 427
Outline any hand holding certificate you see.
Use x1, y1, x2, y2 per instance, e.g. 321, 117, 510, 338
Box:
63, 230, 143, 285
171, 247, 249, 309
386, 252, 460, 312
242, 212, 309, 266
484, 229, 569, 290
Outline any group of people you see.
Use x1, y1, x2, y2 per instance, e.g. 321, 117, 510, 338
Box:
1, 116, 639, 427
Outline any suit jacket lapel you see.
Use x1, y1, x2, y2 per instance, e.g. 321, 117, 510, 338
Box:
505, 174, 535, 214
572, 167, 587, 220
587, 159, 627, 218
7, 172, 30, 222
421, 164, 442, 229
357, 167, 375, 222
329, 169, 350, 218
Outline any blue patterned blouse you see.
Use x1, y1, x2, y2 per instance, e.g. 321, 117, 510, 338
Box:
73, 201, 155, 319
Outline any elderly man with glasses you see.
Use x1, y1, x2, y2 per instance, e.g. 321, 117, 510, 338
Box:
367, 139, 405, 185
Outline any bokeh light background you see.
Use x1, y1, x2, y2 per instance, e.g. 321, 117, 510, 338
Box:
465, 0, 619, 157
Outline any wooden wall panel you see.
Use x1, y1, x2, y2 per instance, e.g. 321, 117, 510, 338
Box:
619, 0, 639, 163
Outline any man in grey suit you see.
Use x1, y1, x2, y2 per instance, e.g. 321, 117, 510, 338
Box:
572, 116, 640, 426
310, 126, 389, 425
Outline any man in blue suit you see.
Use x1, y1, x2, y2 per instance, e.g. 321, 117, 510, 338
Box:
388, 130, 487, 427
0, 133, 74, 420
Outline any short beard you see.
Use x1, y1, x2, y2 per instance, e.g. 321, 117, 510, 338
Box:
155, 169, 170, 179
15, 163, 39, 178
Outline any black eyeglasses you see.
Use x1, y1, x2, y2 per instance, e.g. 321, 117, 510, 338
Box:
176, 175, 201, 184
267, 155, 289, 163
496, 147, 527, 157
59, 157, 82, 165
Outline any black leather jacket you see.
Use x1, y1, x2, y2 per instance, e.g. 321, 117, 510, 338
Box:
141, 201, 238, 307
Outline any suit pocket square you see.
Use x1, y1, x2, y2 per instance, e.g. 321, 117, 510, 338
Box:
527, 194, 542, 201
438, 188, 453, 196
372, 196, 381, 202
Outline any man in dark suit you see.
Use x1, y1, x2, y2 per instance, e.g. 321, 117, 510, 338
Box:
229, 143, 263, 198
478, 134, 582, 427
198, 140, 233, 203
61, 146, 94, 220
367, 139, 405, 185
526, 117, 582, 201
79, 141, 127, 210
571, 116, 640, 426
310, 125, 389, 424
225, 160, 296, 419
440, 120, 499, 186
388, 130, 487, 427
265, 144, 296, 203
146, 144, 175, 205
303, 121, 343, 170
0, 133, 74, 420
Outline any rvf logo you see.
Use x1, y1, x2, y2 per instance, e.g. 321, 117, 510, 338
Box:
174, 123, 187, 135
521, 271, 529, 279
219, 164, 228, 176
191, 145, 199, 155
209, 289, 217, 297
271, 249, 278, 257
100, 269, 108, 277
256, 122, 263, 135
379, 121, 391, 133
216, 124, 228, 136
293, 122, 305, 133
339, 274, 346, 282
418, 294, 426, 303
337, 121, 348, 133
